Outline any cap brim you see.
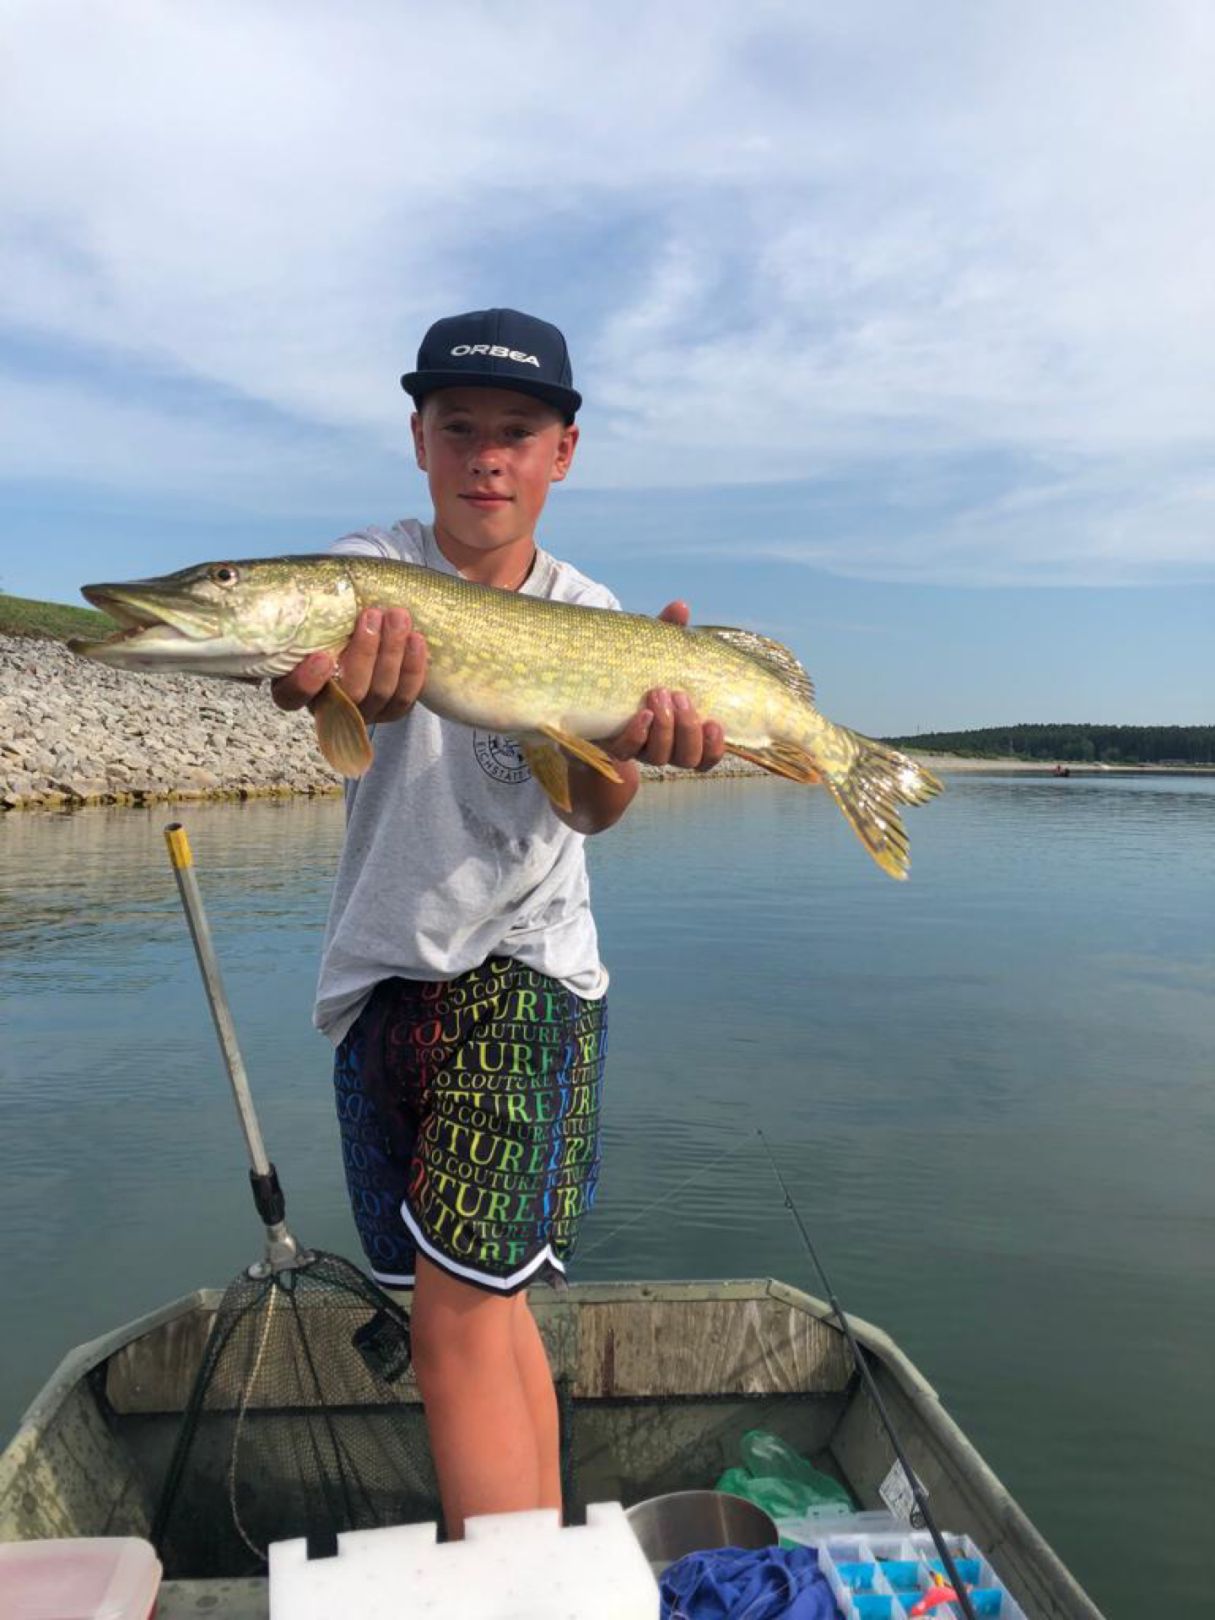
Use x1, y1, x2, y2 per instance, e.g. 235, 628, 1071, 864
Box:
401, 369, 581, 420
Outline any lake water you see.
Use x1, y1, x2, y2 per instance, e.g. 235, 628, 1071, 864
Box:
2, 774, 1213, 1618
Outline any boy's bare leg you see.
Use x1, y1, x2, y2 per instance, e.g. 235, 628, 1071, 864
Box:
513, 1296, 561, 1512
411, 1254, 543, 1537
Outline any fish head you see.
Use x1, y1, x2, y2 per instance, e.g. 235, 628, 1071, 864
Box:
68, 556, 360, 679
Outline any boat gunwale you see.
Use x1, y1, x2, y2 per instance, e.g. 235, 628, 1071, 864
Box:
6, 1289, 217, 1445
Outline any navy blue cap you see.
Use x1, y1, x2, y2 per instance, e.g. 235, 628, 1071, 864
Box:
401, 308, 582, 421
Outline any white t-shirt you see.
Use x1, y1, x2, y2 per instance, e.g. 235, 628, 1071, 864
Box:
313, 519, 619, 1045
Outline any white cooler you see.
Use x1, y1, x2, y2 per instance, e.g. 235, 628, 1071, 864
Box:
269, 1502, 658, 1620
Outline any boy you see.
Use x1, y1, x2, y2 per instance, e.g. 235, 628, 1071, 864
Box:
272, 308, 723, 1538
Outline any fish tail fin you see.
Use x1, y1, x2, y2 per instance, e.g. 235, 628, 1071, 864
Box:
822, 731, 943, 880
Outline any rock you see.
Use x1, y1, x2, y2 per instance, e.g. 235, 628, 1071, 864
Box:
48, 777, 104, 800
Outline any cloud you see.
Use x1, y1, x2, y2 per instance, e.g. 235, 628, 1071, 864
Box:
0, 367, 411, 514
2, 1, 1214, 586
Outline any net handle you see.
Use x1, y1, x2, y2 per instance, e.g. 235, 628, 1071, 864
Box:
164, 823, 274, 1178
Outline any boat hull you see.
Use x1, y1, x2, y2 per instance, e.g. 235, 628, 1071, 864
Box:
0, 1278, 1105, 1620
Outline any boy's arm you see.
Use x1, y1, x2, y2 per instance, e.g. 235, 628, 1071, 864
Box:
556, 601, 726, 836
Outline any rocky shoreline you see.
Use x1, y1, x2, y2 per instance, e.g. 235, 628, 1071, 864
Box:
0, 634, 771, 811
0, 633, 344, 809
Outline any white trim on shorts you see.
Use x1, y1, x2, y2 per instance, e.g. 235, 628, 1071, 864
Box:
398, 1196, 568, 1294
369, 1268, 416, 1288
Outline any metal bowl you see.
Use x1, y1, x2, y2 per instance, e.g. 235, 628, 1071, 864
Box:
625, 1489, 778, 1566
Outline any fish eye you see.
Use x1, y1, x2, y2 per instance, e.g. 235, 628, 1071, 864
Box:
209, 564, 240, 587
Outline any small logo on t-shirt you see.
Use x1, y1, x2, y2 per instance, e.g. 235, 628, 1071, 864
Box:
473, 731, 531, 786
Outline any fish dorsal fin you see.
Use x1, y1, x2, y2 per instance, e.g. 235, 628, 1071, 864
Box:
696, 626, 815, 706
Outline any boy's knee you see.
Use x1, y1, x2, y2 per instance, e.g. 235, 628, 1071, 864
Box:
410, 1311, 453, 1392
410, 1274, 518, 1385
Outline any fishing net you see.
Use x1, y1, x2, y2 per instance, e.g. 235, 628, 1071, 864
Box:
151, 1249, 435, 1579
152, 824, 578, 1579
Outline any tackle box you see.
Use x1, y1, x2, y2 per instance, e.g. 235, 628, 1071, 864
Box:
817, 1528, 1028, 1619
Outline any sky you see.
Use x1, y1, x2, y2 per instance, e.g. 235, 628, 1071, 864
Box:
2, 1, 1212, 734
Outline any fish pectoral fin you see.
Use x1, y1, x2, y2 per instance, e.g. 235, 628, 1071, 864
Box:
537, 724, 625, 785
311, 679, 374, 778
724, 741, 821, 785
519, 740, 573, 812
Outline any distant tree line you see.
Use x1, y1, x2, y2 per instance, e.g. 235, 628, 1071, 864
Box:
881, 724, 1215, 765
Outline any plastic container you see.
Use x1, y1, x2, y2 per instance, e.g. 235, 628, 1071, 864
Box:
776, 1508, 902, 1546
815, 1529, 1028, 1620
0, 1538, 162, 1620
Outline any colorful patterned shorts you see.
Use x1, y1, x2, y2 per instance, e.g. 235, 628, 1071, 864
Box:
333, 958, 606, 1294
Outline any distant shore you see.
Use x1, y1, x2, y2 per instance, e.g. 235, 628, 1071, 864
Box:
0, 633, 1206, 813
888, 753, 1212, 777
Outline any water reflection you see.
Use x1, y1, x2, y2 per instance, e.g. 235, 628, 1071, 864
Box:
1, 777, 1213, 1616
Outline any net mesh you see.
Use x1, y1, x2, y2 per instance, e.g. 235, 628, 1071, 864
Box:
151, 1251, 436, 1578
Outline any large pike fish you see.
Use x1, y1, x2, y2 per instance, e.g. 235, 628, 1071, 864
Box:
69, 554, 941, 877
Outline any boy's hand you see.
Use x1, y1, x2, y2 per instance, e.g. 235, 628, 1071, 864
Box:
270, 607, 429, 723
603, 600, 726, 773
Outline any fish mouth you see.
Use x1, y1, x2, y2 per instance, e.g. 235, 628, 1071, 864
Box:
69, 583, 223, 656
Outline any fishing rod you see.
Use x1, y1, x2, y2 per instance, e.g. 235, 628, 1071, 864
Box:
757, 1129, 980, 1620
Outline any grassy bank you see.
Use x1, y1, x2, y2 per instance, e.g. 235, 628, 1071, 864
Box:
0, 592, 115, 642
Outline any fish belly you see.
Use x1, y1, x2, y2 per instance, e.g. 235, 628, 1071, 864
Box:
420, 659, 641, 741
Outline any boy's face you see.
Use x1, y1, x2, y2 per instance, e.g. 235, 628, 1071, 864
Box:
412, 387, 579, 556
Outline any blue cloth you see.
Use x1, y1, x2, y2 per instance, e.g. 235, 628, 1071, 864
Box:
660, 1544, 841, 1619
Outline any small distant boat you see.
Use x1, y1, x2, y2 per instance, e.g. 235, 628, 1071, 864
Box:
0, 1278, 1105, 1619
